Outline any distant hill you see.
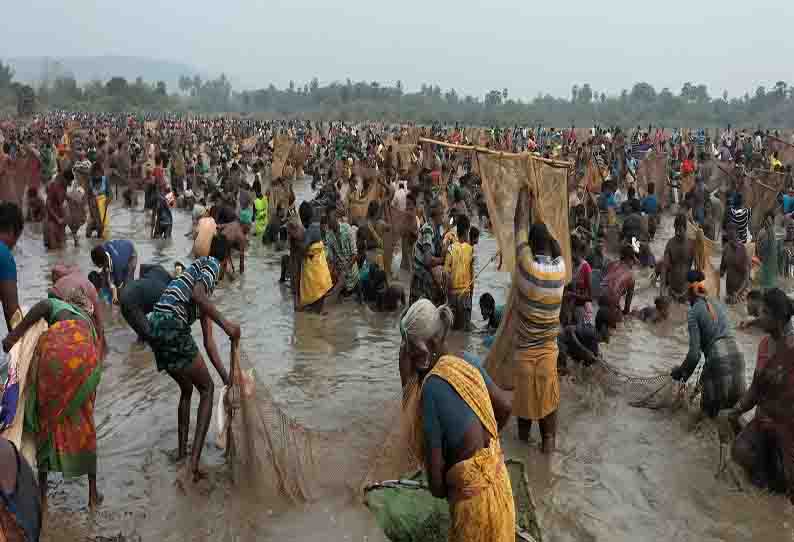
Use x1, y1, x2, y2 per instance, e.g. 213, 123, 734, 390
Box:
4, 55, 206, 93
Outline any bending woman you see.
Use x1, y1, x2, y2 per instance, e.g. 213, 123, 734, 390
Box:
671, 270, 746, 417
2, 286, 102, 511
721, 289, 794, 501
399, 299, 514, 542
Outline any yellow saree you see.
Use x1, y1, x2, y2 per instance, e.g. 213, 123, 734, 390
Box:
410, 355, 515, 542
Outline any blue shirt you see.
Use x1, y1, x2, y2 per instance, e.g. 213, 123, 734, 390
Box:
421, 353, 494, 466
599, 192, 617, 211
153, 257, 221, 325
103, 240, 136, 287
0, 241, 16, 281
783, 194, 794, 215
641, 195, 658, 216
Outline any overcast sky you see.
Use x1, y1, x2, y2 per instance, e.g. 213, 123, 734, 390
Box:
2, 0, 791, 100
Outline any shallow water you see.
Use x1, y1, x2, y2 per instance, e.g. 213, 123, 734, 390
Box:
11, 181, 793, 541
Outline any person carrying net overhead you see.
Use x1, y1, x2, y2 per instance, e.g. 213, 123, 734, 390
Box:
398, 299, 514, 542
507, 185, 568, 454
149, 237, 241, 482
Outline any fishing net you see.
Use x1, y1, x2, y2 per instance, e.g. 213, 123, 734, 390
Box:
472, 150, 573, 392
271, 135, 293, 179
395, 144, 416, 173
768, 137, 794, 165
348, 181, 384, 224
226, 144, 567, 539
687, 220, 721, 297
226, 344, 396, 506
744, 172, 785, 235
583, 154, 603, 194
635, 153, 669, 205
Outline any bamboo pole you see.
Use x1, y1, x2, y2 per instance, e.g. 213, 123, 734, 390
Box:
418, 137, 573, 169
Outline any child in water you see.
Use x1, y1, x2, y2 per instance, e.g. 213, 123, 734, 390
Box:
631, 296, 671, 323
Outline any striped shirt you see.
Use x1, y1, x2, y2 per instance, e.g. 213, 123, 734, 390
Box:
727, 208, 751, 243
153, 257, 221, 325
514, 236, 566, 349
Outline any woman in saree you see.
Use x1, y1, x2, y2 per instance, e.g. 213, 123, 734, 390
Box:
399, 299, 514, 542
671, 270, 746, 418
85, 163, 110, 240
2, 286, 102, 511
409, 200, 446, 306
721, 288, 794, 501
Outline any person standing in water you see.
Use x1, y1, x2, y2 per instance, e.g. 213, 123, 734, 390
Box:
43, 168, 68, 250
721, 223, 751, 304
0, 202, 24, 330
3, 286, 103, 511
253, 183, 269, 238
723, 289, 794, 500
512, 186, 566, 453
599, 244, 637, 326
148, 239, 240, 482
662, 214, 695, 302
756, 212, 780, 292
399, 299, 514, 542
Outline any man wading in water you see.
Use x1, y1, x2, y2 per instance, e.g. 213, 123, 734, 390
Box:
662, 214, 695, 302
721, 222, 751, 304
148, 240, 240, 482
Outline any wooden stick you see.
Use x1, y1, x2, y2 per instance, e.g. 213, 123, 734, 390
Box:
418, 137, 573, 169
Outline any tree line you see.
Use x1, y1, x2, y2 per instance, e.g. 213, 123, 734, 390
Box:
2, 59, 794, 128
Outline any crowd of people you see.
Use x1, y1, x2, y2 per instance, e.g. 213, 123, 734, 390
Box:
0, 112, 792, 541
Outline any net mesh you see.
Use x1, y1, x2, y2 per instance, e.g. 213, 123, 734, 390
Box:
271, 134, 293, 179
744, 172, 785, 234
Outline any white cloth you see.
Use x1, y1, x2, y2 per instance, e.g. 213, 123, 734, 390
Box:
400, 299, 453, 344
393, 187, 408, 211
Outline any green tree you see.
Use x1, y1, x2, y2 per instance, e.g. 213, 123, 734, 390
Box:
106, 76, 128, 96
630, 82, 656, 104
579, 84, 593, 104
178, 75, 192, 95
0, 61, 14, 88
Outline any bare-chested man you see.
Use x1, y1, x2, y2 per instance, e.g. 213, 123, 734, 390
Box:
662, 214, 694, 302
720, 223, 751, 304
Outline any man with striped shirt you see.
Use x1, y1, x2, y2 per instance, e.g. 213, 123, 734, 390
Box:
724, 193, 751, 244
148, 237, 241, 483
513, 185, 566, 454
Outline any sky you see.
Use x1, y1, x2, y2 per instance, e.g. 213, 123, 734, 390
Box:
2, 0, 792, 101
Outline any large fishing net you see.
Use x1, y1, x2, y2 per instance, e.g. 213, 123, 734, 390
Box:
635, 153, 669, 205
271, 134, 293, 179
475, 150, 573, 392
744, 171, 785, 234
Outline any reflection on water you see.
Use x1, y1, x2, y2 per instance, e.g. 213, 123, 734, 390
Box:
18, 184, 793, 541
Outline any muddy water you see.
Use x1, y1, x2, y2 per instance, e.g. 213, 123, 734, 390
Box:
11, 180, 793, 541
